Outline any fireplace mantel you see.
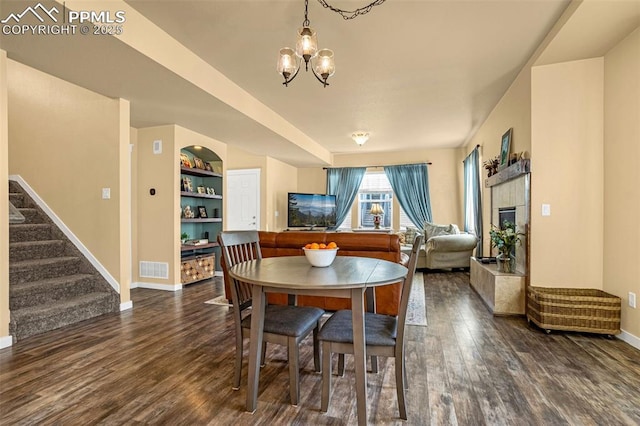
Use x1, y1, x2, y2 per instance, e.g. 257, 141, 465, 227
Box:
485, 159, 530, 188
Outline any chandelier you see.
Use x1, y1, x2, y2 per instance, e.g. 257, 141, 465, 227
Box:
277, 0, 387, 88
277, 0, 335, 88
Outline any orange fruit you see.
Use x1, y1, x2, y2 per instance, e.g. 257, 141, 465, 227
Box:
309, 242, 320, 250
304, 243, 312, 249
319, 243, 327, 249
327, 242, 337, 249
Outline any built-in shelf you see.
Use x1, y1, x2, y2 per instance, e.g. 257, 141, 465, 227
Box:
181, 242, 219, 252
485, 159, 530, 188
180, 191, 223, 200
181, 166, 222, 178
181, 218, 222, 223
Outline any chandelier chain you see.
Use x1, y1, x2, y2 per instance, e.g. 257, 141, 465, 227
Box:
315, 0, 387, 20
303, 0, 310, 27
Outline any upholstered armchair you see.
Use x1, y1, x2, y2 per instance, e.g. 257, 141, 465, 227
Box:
402, 222, 478, 270
423, 233, 478, 269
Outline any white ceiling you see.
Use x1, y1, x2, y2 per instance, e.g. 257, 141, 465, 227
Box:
0, 0, 573, 166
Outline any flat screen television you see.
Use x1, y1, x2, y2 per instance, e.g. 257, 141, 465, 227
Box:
287, 193, 337, 228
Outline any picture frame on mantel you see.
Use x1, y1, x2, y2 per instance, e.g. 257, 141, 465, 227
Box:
499, 128, 513, 170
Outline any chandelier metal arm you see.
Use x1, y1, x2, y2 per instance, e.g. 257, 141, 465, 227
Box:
315, 0, 387, 20
282, 62, 302, 87
310, 65, 330, 88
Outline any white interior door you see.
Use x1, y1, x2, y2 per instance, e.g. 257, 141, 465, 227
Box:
226, 168, 260, 230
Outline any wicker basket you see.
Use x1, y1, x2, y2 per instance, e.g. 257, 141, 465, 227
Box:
527, 287, 621, 335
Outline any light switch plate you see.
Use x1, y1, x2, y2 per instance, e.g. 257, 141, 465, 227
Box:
102, 188, 111, 199
541, 204, 551, 216
153, 139, 162, 154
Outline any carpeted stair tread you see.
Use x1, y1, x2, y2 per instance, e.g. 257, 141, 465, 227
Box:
9, 239, 66, 262
10, 274, 98, 309
10, 292, 119, 340
9, 256, 82, 285
9, 192, 25, 208
15, 208, 41, 223
9, 223, 53, 242
10, 256, 81, 269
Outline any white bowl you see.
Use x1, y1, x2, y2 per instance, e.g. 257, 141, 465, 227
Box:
302, 247, 339, 267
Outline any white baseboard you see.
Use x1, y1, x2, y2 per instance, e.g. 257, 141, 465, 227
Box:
215, 271, 223, 277
134, 281, 182, 291
9, 175, 120, 293
618, 329, 640, 350
0, 335, 13, 349
120, 301, 133, 311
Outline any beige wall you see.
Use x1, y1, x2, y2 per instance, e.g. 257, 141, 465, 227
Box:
135, 125, 177, 287
265, 157, 298, 231
530, 58, 604, 289
603, 28, 640, 337
1, 51, 9, 339
7, 60, 130, 296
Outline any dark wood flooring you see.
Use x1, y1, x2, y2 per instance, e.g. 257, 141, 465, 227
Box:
1, 272, 639, 425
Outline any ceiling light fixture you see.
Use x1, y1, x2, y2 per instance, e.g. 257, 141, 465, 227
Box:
352, 132, 369, 146
277, 0, 335, 88
277, 0, 387, 88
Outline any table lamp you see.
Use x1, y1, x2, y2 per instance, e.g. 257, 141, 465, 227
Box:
370, 203, 384, 229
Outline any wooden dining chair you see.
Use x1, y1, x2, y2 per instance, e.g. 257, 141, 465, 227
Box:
218, 230, 325, 406
317, 234, 423, 419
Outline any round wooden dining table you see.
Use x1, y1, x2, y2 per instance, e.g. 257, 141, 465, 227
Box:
229, 255, 408, 426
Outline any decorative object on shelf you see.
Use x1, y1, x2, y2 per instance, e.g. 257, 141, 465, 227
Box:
206, 187, 215, 195
183, 205, 195, 219
213, 208, 220, 218
489, 220, 523, 273
197, 206, 208, 218
180, 153, 192, 168
181, 232, 189, 244
193, 156, 205, 170
499, 128, 513, 170
197, 185, 206, 194
370, 203, 384, 229
182, 177, 193, 192
483, 156, 499, 177
205, 162, 213, 172
352, 132, 369, 146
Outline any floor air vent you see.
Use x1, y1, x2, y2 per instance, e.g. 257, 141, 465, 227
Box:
139, 261, 169, 279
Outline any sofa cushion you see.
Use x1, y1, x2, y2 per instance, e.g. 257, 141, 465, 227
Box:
404, 227, 422, 244
424, 222, 459, 240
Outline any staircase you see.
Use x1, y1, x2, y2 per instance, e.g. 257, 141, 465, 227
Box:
8, 180, 120, 341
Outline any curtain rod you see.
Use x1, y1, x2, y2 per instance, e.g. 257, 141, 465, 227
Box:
323, 162, 432, 170
461, 145, 482, 163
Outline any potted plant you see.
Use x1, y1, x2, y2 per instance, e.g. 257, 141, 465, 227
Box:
489, 220, 523, 273
181, 232, 189, 245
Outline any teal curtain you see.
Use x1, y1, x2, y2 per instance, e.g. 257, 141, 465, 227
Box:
464, 147, 483, 256
326, 167, 366, 229
383, 164, 432, 227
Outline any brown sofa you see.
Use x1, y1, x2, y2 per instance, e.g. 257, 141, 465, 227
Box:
223, 231, 408, 316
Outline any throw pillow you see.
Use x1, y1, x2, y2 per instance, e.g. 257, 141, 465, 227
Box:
404, 227, 422, 243
424, 222, 460, 240
396, 231, 407, 245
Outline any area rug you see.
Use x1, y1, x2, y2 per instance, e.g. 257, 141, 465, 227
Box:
406, 272, 427, 326
204, 295, 231, 307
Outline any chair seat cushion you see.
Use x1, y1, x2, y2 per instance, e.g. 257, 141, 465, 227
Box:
318, 310, 397, 346
242, 305, 325, 337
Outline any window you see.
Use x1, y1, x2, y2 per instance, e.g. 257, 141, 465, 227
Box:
337, 171, 398, 230
399, 206, 415, 230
